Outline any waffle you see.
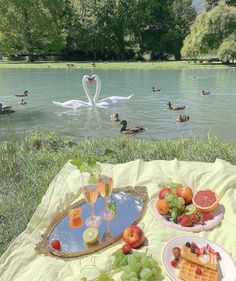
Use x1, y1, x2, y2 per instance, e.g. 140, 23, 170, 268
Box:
181, 245, 217, 271
179, 259, 219, 281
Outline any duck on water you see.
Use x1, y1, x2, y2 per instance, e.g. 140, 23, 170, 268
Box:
167, 101, 186, 111
0, 103, 15, 114
15, 90, 29, 97
120, 120, 145, 135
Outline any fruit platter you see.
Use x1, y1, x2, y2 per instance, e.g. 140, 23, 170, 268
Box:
162, 236, 236, 281
152, 183, 224, 232
35, 186, 149, 258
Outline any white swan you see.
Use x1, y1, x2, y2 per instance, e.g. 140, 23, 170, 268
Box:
52, 75, 94, 109
53, 74, 134, 109
91, 74, 134, 107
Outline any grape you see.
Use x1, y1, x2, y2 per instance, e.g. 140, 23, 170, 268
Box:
130, 278, 139, 281
129, 263, 141, 273
165, 193, 175, 203
178, 197, 185, 205
140, 268, 152, 279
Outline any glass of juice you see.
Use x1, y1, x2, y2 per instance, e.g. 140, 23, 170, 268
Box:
97, 175, 114, 221
83, 179, 101, 228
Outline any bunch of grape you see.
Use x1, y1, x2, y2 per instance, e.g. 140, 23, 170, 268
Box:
164, 193, 185, 222
112, 250, 162, 281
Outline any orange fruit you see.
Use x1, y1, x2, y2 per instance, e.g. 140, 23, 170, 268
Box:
156, 199, 169, 215
192, 190, 218, 213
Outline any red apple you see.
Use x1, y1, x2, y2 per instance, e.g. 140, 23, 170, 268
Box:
51, 239, 61, 250
123, 225, 145, 249
176, 186, 193, 204
159, 187, 172, 199
122, 244, 132, 255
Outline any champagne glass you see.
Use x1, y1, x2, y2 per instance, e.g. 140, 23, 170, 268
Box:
97, 175, 114, 221
82, 176, 101, 228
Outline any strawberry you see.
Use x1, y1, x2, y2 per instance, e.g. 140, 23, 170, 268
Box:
200, 213, 213, 223
51, 239, 61, 250
171, 259, 178, 268
122, 244, 132, 255
172, 247, 181, 258
189, 214, 199, 224
179, 216, 192, 227
195, 267, 203, 275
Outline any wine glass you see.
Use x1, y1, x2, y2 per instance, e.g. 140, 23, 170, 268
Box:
97, 175, 114, 221
82, 177, 101, 228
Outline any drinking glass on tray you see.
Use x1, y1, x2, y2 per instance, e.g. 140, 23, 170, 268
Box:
82, 174, 102, 228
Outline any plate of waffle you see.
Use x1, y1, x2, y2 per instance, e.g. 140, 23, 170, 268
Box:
162, 236, 236, 281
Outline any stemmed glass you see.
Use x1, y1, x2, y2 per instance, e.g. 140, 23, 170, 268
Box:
82, 174, 102, 228
97, 174, 114, 221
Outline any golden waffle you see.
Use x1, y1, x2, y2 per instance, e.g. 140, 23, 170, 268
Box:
181, 245, 217, 271
179, 259, 219, 281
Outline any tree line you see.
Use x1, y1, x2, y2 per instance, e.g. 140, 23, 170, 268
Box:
0, 0, 235, 62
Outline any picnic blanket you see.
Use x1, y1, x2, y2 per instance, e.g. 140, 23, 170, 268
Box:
0, 158, 236, 281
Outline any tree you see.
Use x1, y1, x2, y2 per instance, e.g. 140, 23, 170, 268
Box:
206, 0, 236, 11
168, 0, 196, 59
0, 0, 67, 61
181, 2, 236, 61
217, 35, 236, 62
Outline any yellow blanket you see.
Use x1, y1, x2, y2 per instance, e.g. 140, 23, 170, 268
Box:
0, 159, 236, 281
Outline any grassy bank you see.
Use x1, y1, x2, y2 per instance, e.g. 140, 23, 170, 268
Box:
0, 61, 231, 69
1, 132, 236, 256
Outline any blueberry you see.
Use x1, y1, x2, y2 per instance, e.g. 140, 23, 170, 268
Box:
185, 242, 191, 248
190, 246, 195, 253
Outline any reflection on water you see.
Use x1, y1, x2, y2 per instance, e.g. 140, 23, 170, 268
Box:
0, 67, 236, 141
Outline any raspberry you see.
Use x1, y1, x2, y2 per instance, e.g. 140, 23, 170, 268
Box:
195, 267, 203, 275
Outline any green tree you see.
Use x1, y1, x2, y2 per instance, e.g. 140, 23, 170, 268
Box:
168, 0, 196, 59
181, 2, 236, 61
206, 0, 236, 11
217, 35, 236, 62
0, 0, 67, 61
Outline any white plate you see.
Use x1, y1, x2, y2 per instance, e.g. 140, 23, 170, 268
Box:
152, 196, 224, 232
162, 236, 236, 281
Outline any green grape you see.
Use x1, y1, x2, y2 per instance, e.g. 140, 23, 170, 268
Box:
112, 255, 123, 267
140, 268, 152, 279
119, 256, 128, 267
178, 197, 185, 205
121, 272, 130, 281
141, 256, 151, 267
130, 278, 139, 281
165, 193, 175, 203
133, 252, 142, 262
170, 207, 178, 222
127, 255, 137, 264
129, 262, 141, 273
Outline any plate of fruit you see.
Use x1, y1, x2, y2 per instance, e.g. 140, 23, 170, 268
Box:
152, 183, 224, 232
162, 236, 236, 281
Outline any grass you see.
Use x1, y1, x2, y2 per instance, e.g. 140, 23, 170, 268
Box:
1, 131, 236, 256
0, 60, 231, 69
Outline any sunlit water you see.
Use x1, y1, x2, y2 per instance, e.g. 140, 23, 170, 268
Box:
0, 67, 235, 141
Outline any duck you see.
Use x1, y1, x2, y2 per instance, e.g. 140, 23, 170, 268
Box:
167, 101, 186, 111
15, 90, 29, 97
202, 90, 210, 95
152, 86, 161, 92
111, 113, 120, 122
176, 114, 190, 122
0, 103, 15, 115
0, 103, 12, 111
120, 120, 145, 134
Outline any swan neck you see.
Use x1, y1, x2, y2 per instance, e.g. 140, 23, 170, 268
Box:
93, 75, 101, 103
82, 76, 93, 106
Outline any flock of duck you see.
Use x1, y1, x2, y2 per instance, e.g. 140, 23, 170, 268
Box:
0, 91, 29, 115
110, 86, 211, 135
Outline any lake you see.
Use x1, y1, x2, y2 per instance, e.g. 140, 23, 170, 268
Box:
0, 67, 235, 141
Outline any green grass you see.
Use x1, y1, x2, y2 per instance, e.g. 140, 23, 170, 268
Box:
0, 60, 231, 69
1, 131, 236, 256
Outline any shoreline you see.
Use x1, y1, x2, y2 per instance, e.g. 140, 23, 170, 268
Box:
0, 61, 233, 69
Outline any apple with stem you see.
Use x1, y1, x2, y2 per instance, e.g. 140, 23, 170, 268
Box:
123, 225, 145, 249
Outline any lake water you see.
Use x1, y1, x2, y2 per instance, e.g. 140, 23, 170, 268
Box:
0, 67, 235, 141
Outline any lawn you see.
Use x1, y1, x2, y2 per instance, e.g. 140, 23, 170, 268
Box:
1, 131, 236, 256
0, 60, 230, 69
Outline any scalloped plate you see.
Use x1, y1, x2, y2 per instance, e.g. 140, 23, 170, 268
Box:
162, 236, 236, 281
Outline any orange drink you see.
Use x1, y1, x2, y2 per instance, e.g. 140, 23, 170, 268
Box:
97, 176, 113, 198
68, 208, 83, 228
